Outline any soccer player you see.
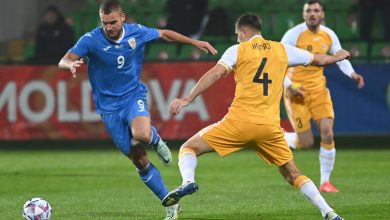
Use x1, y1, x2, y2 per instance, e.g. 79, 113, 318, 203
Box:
58, 0, 217, 219
162, 14, 346, 220
281, 0, 365, 193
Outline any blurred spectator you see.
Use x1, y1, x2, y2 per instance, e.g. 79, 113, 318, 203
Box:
382, 46, 390, 58
164, 0, 208, 38
204, 7, 231, 37
28, 5, 75, 64
359, 0, 390, 42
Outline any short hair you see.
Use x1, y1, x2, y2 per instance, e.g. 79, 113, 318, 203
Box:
304, 0, 325, 11
236, 14, 262, 32
100, 0, 122, 14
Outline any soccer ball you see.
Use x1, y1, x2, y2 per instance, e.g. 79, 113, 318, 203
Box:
22, 198, 51, 220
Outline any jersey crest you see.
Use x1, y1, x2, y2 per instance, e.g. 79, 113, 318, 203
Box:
128, 37, 136, 49
68, 23, 160, 113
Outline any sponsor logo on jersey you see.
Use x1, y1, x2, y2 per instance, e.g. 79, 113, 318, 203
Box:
103, 45, 112, 51
307, 45, 313, 52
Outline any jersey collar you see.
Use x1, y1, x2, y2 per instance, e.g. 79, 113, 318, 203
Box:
114, 26, 126, 43
105, 26, 126, 44
248, 34, 263, 41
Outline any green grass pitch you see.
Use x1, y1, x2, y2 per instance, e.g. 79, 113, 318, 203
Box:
1, 147, 389, 219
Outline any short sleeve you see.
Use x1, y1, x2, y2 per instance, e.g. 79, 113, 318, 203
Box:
217, 44, 238, 71
68, 33, 94, 57
283, 43, 314, 67
137, 24, 160, 43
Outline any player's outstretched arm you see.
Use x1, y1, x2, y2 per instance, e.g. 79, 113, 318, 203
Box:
311, 49, 350, 66
58, 53, 84, 78
159, 29, 217, 55
169, 64, 228, 115
285, 44, 349, 68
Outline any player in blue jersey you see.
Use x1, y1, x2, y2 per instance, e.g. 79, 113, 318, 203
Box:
58, 0, 217, 219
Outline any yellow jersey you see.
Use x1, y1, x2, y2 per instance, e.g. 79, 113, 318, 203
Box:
218, 35, 313, 126
281, 23, 348, 92
220, 36, 288, 126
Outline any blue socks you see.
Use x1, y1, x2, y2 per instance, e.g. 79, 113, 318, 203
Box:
138, 163, 168, 200
138, 127, 167, 200
148, 126, 161, 147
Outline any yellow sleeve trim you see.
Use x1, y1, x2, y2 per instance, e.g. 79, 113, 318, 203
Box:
217, 60, 232, 72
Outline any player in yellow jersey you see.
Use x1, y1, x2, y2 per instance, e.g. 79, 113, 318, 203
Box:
281, 0, 365, 193
161, 14, 348, 220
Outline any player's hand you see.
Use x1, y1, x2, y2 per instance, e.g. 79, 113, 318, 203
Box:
69, 59, 84, 78
286, 82, 305, 104
351, 72, 365, 89
193, 40, 218, 55
335, 49, 350, 61
169, 98, 190, 115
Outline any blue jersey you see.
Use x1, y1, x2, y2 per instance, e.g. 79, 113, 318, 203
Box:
69, 23, 159, 113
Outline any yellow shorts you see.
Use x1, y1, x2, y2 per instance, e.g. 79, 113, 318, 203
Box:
200, 117, 293, 166
284, 88, 334, 132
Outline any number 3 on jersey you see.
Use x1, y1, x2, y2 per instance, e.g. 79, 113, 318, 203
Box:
253, 57, 272, 96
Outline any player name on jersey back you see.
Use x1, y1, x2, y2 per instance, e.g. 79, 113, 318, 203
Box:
252, 42, 271, 51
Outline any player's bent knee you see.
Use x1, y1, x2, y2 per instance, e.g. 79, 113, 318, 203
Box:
320, 124, 333, 137
133, 130, 151, 143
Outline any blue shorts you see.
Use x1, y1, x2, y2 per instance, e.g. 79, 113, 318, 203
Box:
101, 96, 150, 155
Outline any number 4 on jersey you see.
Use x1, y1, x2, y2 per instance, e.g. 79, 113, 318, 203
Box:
253, 57, 272, 96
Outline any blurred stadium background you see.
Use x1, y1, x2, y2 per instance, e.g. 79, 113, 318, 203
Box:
1, 0, 390, 63
1, 0, 389, 142
0, 0, 389, 219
